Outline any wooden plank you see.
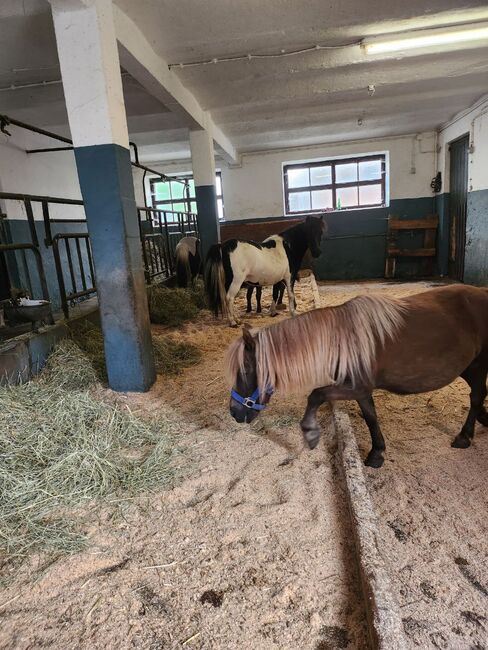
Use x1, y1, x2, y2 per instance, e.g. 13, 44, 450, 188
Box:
387, 248, 436, 258
388, 217, 438, 230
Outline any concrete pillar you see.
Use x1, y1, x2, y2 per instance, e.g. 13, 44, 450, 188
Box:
49, 0, 155, 392
189, 129, 220, 257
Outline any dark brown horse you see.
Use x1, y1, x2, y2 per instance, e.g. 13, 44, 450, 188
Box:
226, 285, 488, 468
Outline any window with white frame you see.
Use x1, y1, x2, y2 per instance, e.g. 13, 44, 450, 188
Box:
283, 154, 386, 214
150, 173, 225, 220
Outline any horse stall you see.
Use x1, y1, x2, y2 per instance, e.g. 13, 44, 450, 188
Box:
2, 2, 488, 649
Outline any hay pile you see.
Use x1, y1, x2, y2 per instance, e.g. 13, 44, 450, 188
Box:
0, 340, 180, 560
70, 320, 201, 379
147, 282, 207, 326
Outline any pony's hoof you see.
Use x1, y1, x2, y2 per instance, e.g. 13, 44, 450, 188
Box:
365, 451, 384, 468
477, 410, 488, 426
451, 435, 471, 449
256, 308, 262, 314
246, 308, 251, 314
270, 312, 278, 318
302, 428, 321, 449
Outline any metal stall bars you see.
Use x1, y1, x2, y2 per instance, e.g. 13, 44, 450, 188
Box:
137, 206, 199, 283
52, 233, 96, 319
0, 242, 54, 325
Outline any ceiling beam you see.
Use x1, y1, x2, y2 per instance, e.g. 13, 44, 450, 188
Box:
113, 4, 239, 164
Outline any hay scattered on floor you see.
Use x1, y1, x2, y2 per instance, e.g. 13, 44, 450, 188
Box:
148, 283, 206, 326
70, 320, 201, 380
0, 339, 180, 560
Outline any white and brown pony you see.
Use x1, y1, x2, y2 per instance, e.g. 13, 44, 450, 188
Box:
226, 285, 488, 467
205, 215, 326, 326
175, 236, 202, 288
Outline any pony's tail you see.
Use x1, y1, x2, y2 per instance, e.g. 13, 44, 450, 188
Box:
175, 246, 190, 288
204, 244, 227, 318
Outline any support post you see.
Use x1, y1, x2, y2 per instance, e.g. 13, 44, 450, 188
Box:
49, 0, 155, 392
189, 129, 220, 258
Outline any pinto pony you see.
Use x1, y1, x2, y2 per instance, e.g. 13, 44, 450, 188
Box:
226, 285, 488, 467
175, 236, 202, 288
205, 215, 326, 326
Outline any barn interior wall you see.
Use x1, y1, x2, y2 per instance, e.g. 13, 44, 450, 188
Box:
151, 133, 438, 280
436, 95, 488, 286
0, 129, 149, 308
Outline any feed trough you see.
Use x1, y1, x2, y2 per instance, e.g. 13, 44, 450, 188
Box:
3, 298, 52, 331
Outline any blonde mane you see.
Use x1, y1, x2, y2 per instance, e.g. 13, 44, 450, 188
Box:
225, 295, 406, 396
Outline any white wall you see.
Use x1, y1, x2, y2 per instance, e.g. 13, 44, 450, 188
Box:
437, 94, 488, 193
0, 126, 148, 221
0, 127, 83, 221
148, 132, 436, 220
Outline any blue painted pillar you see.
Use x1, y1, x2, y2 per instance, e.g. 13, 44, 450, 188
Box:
50, 0, 155, 391
189, 129, 220, 258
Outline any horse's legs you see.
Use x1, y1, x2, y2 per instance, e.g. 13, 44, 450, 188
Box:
246, 287, 253, 313
284, 275, 297, 316
275, 282, 285, 305
300, 383, 369, 451
452, 359, 488, 448
226, 279, 243, 327
256, 286, 262, 313
357, 394, 386, 468
300, 387, 330, 449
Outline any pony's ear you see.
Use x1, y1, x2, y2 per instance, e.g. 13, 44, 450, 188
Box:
242, 324, 255, 350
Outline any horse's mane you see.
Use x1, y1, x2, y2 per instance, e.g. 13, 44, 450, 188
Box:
225, 295, 406, 395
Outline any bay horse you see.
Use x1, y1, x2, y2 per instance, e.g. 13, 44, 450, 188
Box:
225, 285, 488, 468
175, 236, 202, 288
205, 215, 326, 326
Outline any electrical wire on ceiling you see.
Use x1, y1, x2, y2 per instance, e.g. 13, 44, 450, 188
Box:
168, 40, 363, 69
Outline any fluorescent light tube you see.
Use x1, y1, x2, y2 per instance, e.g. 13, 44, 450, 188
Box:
365, 25, 488, 54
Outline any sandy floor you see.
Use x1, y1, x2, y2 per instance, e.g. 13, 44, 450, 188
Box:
2, 278, 486, 650
0, 280, 368, 650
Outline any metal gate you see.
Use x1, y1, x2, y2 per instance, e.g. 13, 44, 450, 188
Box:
448, 134, 469, 281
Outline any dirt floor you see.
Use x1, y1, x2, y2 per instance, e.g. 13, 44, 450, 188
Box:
2, 278, 487, 650
316, 280, 488, 650
0, 279, 369, 650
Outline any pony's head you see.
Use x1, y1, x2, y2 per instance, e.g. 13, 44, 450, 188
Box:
305, 214, 327, 258
226, 325, 272, 424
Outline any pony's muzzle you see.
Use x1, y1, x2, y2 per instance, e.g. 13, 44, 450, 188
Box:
230, 403, 259, 424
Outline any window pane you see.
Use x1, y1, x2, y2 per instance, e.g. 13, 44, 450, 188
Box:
188, 179, 195, 197
171, 182, 186, 200
287, 167, 309, 188
336, 186, 358, 208
311, 189, 333, 210
154, 182, 170, 200
289, 191, 311, 212
217, 198, 224, 220
172, 202, 186, 212
335, 162, 358, 183
359, 184, 382, 205
190, 201, 197, 213
359, 159, 382, 181
310, 165, 332, 186
215, 175, 222, 196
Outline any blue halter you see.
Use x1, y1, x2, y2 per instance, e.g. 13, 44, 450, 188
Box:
231, 385, 274, 411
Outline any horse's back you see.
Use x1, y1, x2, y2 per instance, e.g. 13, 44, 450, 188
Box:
404, 284, 488, 341
229, 236, 290, 285
377, 284, 488, 393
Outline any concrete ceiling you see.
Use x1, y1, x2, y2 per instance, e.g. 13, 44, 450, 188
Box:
1, 0, 488, 162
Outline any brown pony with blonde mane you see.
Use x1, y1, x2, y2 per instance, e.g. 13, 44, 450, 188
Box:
226, 285, 488, 467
